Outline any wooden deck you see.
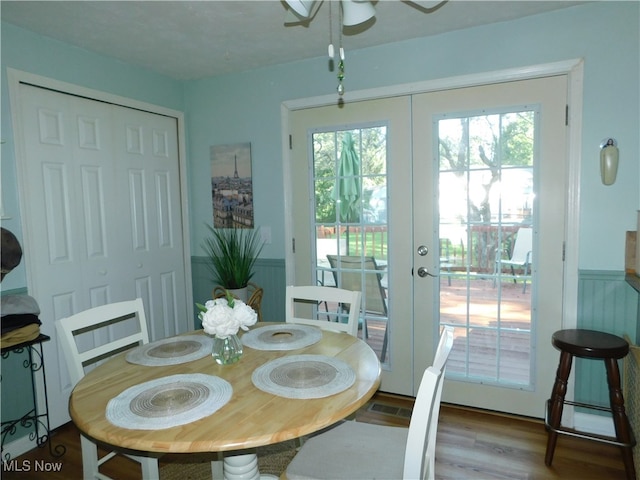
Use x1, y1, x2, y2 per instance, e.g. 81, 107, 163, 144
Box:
360, 276, 532, 385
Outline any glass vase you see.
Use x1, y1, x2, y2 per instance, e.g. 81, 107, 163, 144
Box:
212, 334, 243, 365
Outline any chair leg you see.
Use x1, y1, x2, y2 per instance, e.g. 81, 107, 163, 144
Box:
380, 327, 389, 363
136, 455, 160, 479
492, 260, 498, 288
545, 351, 573, 466
80, 435, 100, 479
604, 358, 637, 480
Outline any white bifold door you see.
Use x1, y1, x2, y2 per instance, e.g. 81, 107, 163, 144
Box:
11, 79, 191, 429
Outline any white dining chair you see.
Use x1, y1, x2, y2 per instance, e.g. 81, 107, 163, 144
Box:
285, 285, 362, 337
55, 299, 160, 480
284, 325, 455, 480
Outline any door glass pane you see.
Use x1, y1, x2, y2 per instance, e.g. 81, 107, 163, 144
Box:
312, 127, 389, 362
438, 109, 535, 387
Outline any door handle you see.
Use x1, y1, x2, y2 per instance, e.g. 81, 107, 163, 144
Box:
417, 267, 437, 278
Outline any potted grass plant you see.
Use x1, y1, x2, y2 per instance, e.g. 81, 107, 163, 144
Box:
202, 225, 264, 299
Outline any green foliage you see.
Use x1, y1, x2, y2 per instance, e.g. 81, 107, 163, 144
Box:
202, 225, 264, 289
313, 127, 387, 224
501, 112, 534, 166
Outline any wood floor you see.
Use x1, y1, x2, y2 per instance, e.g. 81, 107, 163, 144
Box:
2, 392, 627, 479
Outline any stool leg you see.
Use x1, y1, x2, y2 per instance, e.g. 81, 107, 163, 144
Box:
545, 351, 573, 466
604, 357, 636, 480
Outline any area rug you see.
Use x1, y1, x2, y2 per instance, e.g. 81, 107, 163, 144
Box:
159, 439, 298, 479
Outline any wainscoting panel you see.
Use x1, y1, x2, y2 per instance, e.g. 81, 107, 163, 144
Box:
575, 270, 638, 411
191, 257, 286, 328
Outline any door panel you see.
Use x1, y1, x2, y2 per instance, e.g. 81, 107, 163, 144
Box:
412, 76, 568, 416
290, 97, 414, 394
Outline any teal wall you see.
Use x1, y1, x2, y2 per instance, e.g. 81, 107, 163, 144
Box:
1, 1, 639, 443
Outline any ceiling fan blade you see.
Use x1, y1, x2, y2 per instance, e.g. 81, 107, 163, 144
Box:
341, 0, 376, 27
285, 0, 315, 18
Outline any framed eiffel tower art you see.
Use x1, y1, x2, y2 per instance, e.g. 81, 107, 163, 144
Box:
210, 142, 254, 228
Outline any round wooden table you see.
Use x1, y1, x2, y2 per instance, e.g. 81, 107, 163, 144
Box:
69, 323, 381, 479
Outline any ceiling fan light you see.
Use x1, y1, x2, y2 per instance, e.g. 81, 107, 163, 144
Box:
285, 0, 315, 18
341, 0, 376, 26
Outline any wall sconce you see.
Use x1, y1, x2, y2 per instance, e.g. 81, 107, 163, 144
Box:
600, 138, 619, 186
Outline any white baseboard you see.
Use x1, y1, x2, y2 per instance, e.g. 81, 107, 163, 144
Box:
2, 435, 37, 460
573, 411, 615, 437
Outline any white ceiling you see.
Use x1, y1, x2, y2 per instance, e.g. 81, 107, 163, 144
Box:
1, 1, 586, 80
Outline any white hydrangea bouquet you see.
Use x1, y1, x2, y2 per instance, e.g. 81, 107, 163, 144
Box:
197, 291, 257, 339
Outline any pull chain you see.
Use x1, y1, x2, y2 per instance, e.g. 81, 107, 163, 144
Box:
328, 1, 334, 59
337, 3, 345, 96
337, 48, 345, 95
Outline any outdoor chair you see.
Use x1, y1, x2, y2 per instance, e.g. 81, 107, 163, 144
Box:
55, 299, 160, 480
285, 285, 362, 337
494, 227, 533, 293
326, 254, 389, 361
285, 325, 455, 480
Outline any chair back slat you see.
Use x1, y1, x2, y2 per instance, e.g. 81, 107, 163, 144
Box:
55, 299, 149, 386
285, 285, 362, 337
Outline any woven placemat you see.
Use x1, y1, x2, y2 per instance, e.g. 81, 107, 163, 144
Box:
126, 335, 214, 366
241, 324, 322, 351
252, 354, 355, 399
106, 373, 232, 430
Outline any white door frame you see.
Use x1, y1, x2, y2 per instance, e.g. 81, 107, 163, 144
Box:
6, 68, 193, 457
282, 59, 583, 401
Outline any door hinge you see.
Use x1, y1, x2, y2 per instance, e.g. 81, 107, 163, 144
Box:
292, 237, 296, 253
289, 134, 293, 150
565, 105, 569, 126
562, 241, 566, 261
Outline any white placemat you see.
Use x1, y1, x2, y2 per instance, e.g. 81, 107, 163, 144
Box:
241, 324, 322, 351
126, 335, 214, 366
106, 373, 232, 430
252, 354, 355, 399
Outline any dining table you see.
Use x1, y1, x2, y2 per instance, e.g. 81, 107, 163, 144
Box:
69, 322, 381, 479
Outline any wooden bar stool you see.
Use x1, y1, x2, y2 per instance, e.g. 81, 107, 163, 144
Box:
545, 329, 636, 479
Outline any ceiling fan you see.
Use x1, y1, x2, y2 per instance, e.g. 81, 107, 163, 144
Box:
283, 0, 446, 27
282, 0, 445, 97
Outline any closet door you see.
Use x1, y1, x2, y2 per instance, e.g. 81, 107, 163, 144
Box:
14, 82, 189, 428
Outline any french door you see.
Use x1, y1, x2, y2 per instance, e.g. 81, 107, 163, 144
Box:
288, 75, 568, 416
412, 76, 568, 416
